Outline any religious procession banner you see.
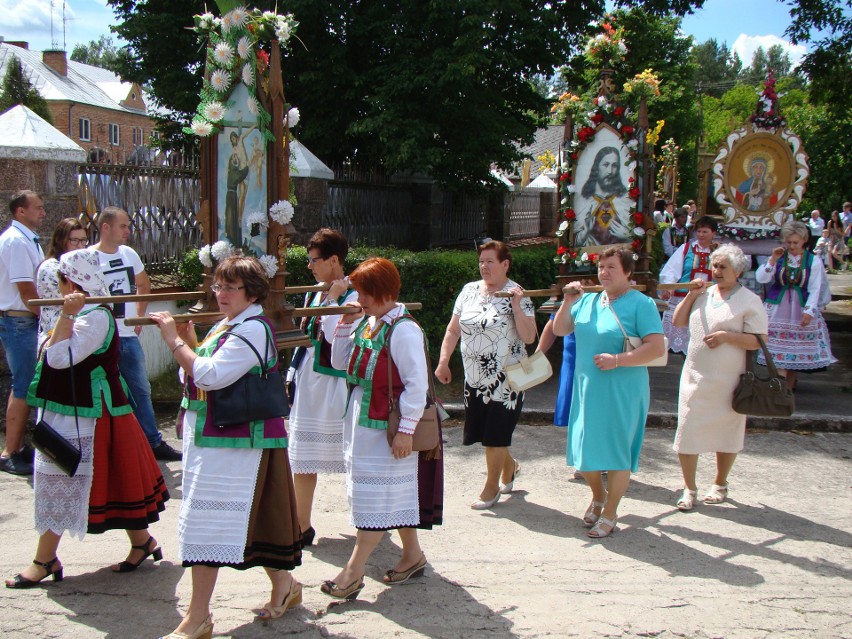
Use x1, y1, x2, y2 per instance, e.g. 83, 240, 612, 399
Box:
712, 72, 809, 241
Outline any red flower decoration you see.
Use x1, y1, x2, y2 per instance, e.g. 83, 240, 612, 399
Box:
632, 239, 642, 250
577, 126, 596, 143
256, 49, 270, 73
633, 213, 644, 225
571, 152, 578, 161
628, 176, 635, 183
628, 187, 640, 199
614, 107, 624, 117
564, 209, 576, 220
559, 173, 570, 182
622, 125, 635, 136
591, 112, 604, 124
557, 245, 568, 255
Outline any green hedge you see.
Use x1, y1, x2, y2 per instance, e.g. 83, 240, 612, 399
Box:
285, 243, 558, 358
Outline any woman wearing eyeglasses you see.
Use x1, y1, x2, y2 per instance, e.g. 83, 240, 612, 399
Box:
149, 255, 302, 638
35, 218, 89, 343
287, 229, 357, 548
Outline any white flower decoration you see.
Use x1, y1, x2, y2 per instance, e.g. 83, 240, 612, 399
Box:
211, 240, 234, 261
259, 255, 278, 278
627, 139, 639, 149
597, 96, 608, 107
198, 13, 214, 29
567, 185, 576, 194
244, 210, 269, 228
228, 7, 249, 29
213, 42, 235, 66
269, 200, 295, 225
581, 252, 589, 262
220, 12, 232, 32
191, 119, 213, 137
275, 17, 291, 41
285, 106, 300, 128
617, 42, 628, 54
242, 63, 254, 87
633, 227, 646, 237
209, 69, 231, 93
237, 36, 252, 60
203, 101, 225, 122
558, 220, 569, 231
198, 245, 213, 267
575, 259, 584, 267
246, 95, 259, 116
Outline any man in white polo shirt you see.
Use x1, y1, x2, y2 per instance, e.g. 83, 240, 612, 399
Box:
0, 190, 46, 475
91, 207, 181, 461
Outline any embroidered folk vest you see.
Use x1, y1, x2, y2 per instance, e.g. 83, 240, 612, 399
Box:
305, 289, 352, 377
345, 314, 412, 430
181, 315, 288, 449
765, 252, 813, 307
28, 306, 132, 418
673, 242, 713, 297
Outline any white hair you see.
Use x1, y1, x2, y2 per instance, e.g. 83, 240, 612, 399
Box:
711, 243, 749, 276
780, 221, 810, 241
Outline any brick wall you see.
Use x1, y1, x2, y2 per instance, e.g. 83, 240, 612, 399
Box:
46, 101, 158, 162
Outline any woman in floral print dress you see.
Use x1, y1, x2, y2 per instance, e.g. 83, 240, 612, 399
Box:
435, 241, 536, 510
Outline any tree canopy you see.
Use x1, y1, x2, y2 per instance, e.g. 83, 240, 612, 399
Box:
108, 0, 707, 188
0, 55, 53, 123
70, 35, 123, 73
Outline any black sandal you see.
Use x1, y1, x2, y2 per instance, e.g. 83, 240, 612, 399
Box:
6, 557, 63, 588
112, 537, 163, 573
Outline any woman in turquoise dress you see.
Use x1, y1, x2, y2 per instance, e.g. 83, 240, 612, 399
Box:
553, 248, 665, 538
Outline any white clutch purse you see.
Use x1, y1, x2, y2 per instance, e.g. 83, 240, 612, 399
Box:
505, 351, 553, 392
610, 303, 669, 367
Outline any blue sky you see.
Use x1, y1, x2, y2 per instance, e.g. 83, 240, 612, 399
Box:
0, 0, 823, 65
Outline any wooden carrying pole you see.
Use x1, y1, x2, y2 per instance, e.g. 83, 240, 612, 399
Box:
30, 283, 335, 307
493, 281, 700, 298
124, 303, 423, 327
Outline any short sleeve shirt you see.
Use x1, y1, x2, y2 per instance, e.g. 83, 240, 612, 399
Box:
0, 221, 44, 311
95, 245, 145, 337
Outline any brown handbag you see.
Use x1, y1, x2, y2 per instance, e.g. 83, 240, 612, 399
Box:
384, 316, 442, 454
732, 335, 795, 417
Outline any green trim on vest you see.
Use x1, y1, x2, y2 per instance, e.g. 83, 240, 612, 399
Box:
28, 306, 132, 418
764, 252, 811, 306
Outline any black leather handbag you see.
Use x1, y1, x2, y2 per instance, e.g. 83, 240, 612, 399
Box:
732, 335, 795, 417
210, 319, 289, 427
33, 347, 82, 477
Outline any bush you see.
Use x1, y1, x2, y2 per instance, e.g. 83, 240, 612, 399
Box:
284, 243, 558, 358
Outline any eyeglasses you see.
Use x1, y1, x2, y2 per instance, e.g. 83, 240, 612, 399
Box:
68, 238, 89, 246
307, 256, 326, 264
211, 284, 245, 294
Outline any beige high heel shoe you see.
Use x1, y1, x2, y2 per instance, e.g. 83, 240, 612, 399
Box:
255, 577, 303, 619
159, 613, 213, 639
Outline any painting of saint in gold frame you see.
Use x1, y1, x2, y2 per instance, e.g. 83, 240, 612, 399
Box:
725, 133, 794, 215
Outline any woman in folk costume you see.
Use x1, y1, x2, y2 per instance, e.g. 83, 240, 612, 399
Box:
149, 256, 301, 639
659, 216, 719, 354
323, 257, 442, 600
287, 228, 357, 547
6, 249, 168, 589
755, 221, 836, 391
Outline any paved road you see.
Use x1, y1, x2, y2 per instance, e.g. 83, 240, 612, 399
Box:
1, 422, 850, 638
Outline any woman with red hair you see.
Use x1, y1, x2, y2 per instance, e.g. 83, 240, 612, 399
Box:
323, 258, 443, 600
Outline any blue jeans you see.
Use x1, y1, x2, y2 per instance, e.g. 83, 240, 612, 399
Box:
118, 335, 162, 448
0, 315, 38, 398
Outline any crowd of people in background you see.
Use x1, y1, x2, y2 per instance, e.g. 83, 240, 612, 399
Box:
0, 188, 847, 636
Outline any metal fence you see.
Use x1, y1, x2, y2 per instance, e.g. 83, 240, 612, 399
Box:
77, 163, 202, 273
324, 181, 414, 247
507, 190, 544, 240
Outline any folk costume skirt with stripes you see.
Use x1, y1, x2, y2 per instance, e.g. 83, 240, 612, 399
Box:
34, 403, 169, 539
178, 409, 302, 570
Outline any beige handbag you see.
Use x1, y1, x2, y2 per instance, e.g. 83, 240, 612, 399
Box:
505, 350, 553, 392
609, 304, 669, 367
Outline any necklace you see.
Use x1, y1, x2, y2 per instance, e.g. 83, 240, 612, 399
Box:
601, 289, 629, 307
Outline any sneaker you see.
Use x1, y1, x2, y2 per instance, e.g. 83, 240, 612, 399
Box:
0, 452, 34, 475
151, 441, 182, 461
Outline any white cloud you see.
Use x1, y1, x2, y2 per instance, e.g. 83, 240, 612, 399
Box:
732, 34, 807, 68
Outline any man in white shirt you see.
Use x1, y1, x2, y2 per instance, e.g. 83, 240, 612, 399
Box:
807, 209, 825, 252
0, 190, 46, 475
91, 207, 181, 461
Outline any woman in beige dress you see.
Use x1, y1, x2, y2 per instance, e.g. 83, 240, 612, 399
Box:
671, 244, 769, 510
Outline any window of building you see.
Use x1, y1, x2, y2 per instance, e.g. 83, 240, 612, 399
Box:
132, 127, 145, 146
108, 123, 120, 146
79, 118, 91, 141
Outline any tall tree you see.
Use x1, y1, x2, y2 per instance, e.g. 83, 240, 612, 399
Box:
70, 35, 122, 73
108, 0, 707, 187
0, 55, 53, 123
693, 38, 741, 97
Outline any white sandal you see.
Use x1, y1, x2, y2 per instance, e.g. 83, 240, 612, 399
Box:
582, 498, 606, 527
676, 489, 698, 511
587, 515, 618, 539
704, 484, 728, 504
